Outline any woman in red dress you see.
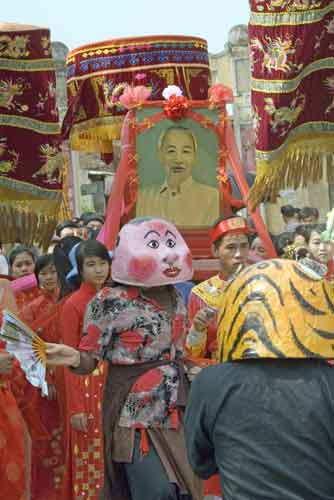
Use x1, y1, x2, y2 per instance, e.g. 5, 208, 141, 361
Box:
22, 254, 65, 499
0, 278, 28, 500
8, 246, 41, 313
59, 240, 111, 500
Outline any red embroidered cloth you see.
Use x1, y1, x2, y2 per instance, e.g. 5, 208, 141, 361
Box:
0, 23, 62, 247
249, 0, 334, 205
62, 35, 210, 153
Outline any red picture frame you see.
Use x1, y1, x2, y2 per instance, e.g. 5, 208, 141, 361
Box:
102, 99, 276, 280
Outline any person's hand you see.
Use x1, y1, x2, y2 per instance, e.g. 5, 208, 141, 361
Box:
46, 383, 57, 401
70, 413, 88, 433
192, 307, 215, 332
45, 343, 80, 367
0, 352, 14, 375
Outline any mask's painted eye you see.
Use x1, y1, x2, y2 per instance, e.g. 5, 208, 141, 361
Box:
166, 238, 176, 248
147, 239, 160, 249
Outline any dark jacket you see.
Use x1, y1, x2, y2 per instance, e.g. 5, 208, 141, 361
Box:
185, 360, 334, 500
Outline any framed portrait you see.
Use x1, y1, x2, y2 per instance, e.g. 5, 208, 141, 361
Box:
105, 99, 275, 280
135, 107, 222, 229
114, 102, 230, 277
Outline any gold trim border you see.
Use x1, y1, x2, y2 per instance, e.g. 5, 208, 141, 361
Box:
0, 114, 60, 135
250, 2, 334, 27
252, 57, 334, 94
0, 57, 55, 72
67, 37, 208, 62
67, 62, 209, 84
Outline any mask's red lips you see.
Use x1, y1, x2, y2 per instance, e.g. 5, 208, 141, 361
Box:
163, 267, 181, 278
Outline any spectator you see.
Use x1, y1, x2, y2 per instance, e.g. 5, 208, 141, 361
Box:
47, 236, 60, 255
249, 236, 269, 262
0, 243, 8, 276
294, 224, 330, 266
80, 211, 96, 226
274, 232, 294, 257
8, 245, 41, 311
85, 214, 104, 232
280, 205, 300, 232
293, 225, 309, 249
299, 206, 319, 224
53, 235, 83, 298
9, 245, 37, 279
55, 220, 79, 239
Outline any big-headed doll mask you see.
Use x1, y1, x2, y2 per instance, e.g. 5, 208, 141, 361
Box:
112, 217, 193, 287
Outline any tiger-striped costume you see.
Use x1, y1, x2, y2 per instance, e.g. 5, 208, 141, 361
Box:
218, 259, 334, 362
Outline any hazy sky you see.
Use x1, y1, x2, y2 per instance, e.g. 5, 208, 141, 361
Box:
1, 0, 249, 54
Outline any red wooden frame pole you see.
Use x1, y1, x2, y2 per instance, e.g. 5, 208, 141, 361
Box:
225, 120, 277, 258
98, 110, 135, 250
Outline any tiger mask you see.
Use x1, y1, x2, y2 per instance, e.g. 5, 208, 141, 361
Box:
218, 259, 334, 361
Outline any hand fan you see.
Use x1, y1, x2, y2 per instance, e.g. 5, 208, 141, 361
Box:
0, 309, 48, 396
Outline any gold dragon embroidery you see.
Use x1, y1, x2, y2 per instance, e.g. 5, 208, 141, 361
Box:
0, 35, 30, 58
315, 15, 334, 51
250, 35, 303, 74
264, 92, 306, 137
41, 36, 52, 56
324, 76, 334, 115
33, 144, 63, 184
266, 0, 322, 10
102, 81, 128, 111
36, 81, 58, 116
0, 78, 30, 113
0, 138, 19, 175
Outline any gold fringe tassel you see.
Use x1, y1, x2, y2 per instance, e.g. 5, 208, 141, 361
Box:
249, 134, 334, 209
58, 153, 72, 222
0, 202, 59, 250
69, 120, 123, 154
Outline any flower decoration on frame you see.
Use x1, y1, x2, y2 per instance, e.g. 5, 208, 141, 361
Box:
162, 85, 189, 121
118, 84, 152, 110
208, 84, 233, 110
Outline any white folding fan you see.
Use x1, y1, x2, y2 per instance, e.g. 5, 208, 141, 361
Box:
0, 309, 48, 396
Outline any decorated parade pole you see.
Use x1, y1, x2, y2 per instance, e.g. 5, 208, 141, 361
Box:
225, 120, 277, 258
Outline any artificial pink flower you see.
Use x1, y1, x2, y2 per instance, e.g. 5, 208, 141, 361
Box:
135, 73, 147, 81
209, 84, 234, 106
119, 85, 151, 109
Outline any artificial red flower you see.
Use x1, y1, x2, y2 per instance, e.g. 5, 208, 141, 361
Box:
164, 95, 189, 121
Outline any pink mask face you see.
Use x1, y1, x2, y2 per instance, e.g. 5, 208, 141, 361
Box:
112, 218, 193, 287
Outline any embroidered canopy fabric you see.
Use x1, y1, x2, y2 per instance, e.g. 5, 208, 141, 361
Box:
249, 0, 334, 205
63, 35, 210, 153
0, 23, 62, 247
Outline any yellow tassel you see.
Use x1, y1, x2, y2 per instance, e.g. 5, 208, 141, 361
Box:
249, 133, 334, 209
69, 118, 123, 154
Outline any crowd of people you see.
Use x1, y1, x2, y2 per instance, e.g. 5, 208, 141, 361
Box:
0, 203, 333, 500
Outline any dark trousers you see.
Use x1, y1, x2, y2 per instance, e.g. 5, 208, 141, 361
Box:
123, 432, 192, 500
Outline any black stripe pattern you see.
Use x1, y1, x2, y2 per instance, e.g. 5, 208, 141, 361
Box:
218, 259, 334, 361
